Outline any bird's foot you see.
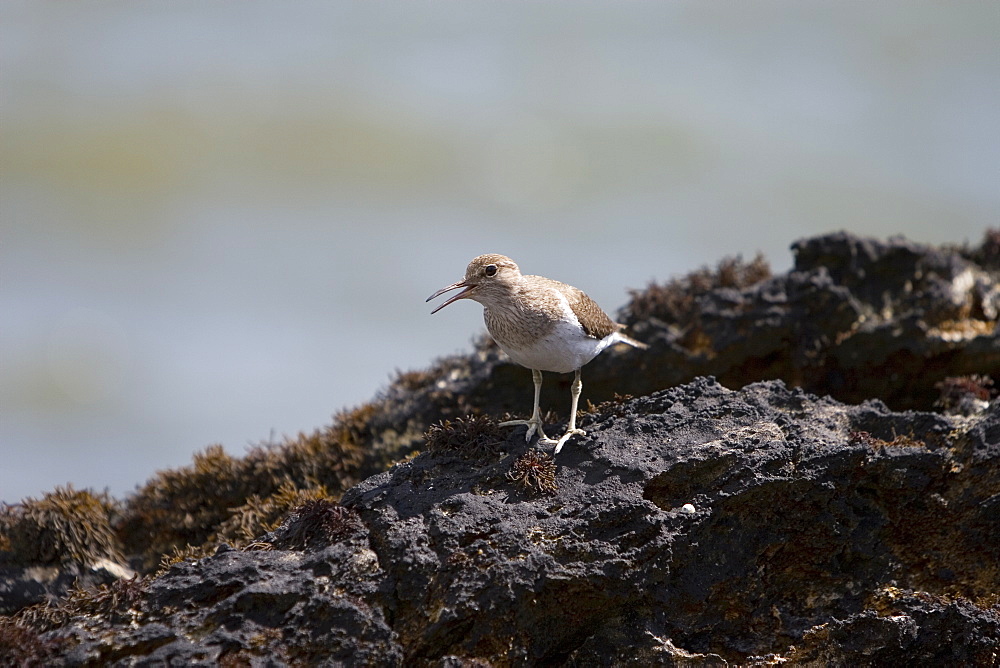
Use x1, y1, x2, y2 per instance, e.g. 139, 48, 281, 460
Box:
543, 428, 587, 455
499, 417, 550, 442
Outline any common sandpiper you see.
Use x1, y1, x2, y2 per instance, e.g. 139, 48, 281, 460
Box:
427, 254, 647, 454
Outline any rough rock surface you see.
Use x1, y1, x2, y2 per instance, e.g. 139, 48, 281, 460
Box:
13, 378, 999, 666
615, 232, 998, 409
362, 231, 999, 472
2, 231, 998, 665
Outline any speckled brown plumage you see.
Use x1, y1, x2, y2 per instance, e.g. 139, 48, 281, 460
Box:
427, 253, 646, 454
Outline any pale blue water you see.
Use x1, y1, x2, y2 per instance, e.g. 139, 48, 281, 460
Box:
1, 1, 996, 502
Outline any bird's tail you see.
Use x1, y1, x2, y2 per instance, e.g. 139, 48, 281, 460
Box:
612, 328, 648, 350
620, 334, 648, 350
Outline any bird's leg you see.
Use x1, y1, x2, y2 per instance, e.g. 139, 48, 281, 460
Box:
550, 368, 587, 454
499, 368, 550, 441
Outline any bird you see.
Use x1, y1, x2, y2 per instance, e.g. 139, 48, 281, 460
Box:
426, 254, 647, 454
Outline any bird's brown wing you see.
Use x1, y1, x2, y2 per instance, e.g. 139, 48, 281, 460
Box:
564, 284, 618, 340
522, 275, 620, 340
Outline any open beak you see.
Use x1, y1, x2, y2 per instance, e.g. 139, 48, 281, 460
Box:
426, 280, 476, 314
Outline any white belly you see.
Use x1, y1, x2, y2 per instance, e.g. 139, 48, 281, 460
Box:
500, 319, 612, 373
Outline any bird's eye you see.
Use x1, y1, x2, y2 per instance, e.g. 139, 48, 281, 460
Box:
484, 264, 498, 277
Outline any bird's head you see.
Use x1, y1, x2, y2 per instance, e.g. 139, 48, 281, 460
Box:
426, 254, 522, 313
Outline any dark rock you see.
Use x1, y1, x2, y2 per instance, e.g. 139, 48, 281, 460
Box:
608, 231, 999, 412
4, 231, 997, 665
46, 230, 991, 578
784, 589, 1000, 666
45, 534, 402, 666
365, 231, 998, 475
27, 378, 998, 665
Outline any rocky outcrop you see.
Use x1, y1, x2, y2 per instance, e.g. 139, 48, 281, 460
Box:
1, 231, 998, 665
4, 378, 997, 665
365, 231, 999, 474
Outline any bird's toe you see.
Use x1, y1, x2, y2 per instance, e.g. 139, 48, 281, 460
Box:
552, 429, 587, 454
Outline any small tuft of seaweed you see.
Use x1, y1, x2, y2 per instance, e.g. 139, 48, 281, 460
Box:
507, 451, 558, 496
155, 542, 216, 575
584, 393, 634, 421
211, 481, 332, 549
1, 485, 123, 567
270, 500, 363, 551
623, 253, 771, 324
12, 574, 149, 633
849, 430, 925, 449
425, 415, 504, 459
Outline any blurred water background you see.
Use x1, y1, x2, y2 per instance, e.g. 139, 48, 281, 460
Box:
1, 2, 996, 503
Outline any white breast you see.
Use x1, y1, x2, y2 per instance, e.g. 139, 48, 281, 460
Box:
504, 319, 604, 372
500, 291, 620, 373
482, 282, 625, 373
